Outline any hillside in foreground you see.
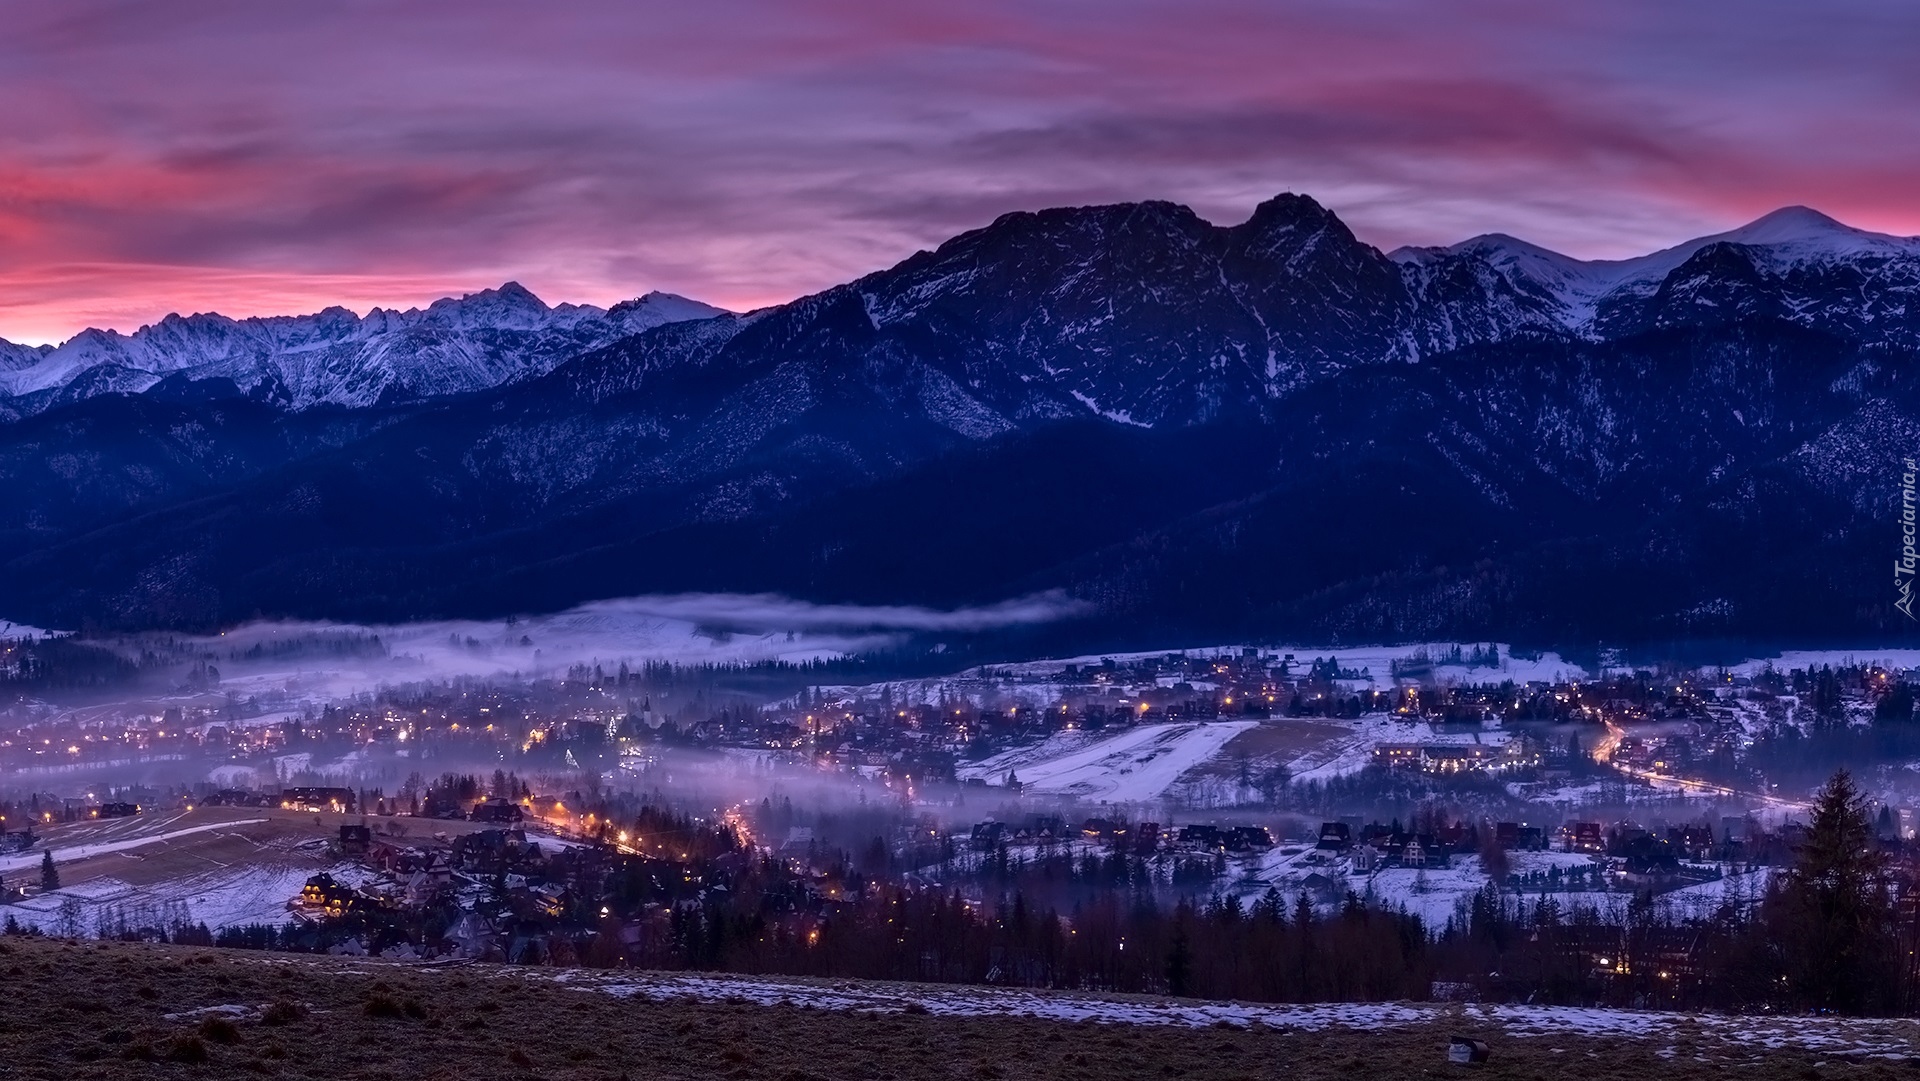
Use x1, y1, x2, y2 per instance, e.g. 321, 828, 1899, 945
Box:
0, 935, 1912, 1081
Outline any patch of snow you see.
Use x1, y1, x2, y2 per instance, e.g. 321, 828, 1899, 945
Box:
956, 721, 1257, 803
0, 817, 268, 874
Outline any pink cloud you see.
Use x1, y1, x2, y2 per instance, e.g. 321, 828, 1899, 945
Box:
1, 0, 1917, 343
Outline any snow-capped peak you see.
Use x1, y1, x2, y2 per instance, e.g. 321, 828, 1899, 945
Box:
0, 282, 730, 411
1395, 205, 1920, 335
423, 281, 554, 330
606, 291, 729, 333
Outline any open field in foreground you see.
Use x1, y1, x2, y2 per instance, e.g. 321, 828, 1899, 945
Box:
0, 937, 1916, 1081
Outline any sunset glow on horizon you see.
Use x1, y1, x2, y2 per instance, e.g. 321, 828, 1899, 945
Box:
4, 0, 1919, 345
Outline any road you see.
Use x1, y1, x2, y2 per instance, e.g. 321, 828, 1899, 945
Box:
1594, 715, 1810, 811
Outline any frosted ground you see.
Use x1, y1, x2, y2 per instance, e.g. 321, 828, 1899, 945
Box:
529, 966, 1920, 1058
1223, 845, 1749, 928
957, 721, 1259, 802
955, 714, 1510, 807
0, 808, 588, 935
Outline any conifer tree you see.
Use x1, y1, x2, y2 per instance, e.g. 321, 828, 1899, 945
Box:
1768, 769, 1896, 1013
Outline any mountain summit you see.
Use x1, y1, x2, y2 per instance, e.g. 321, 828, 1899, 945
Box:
0, 285, 728, 416
0, 194, 1910, 643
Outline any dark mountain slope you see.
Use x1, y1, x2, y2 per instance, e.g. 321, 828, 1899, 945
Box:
0, 193, 1913, 644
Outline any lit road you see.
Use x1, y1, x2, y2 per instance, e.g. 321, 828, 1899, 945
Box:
1594, 714, 1810, 811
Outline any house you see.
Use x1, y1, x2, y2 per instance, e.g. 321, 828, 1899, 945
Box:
468, 796, 523, 824
1225, 825, 1274, 851
1635, 926, 1703, 984
300, 873, 339, 907
1402, 840, 1429, 868
403, 856, 453, 906
1373, 744, 1423, 769
298, 872, 363, 918
1300, 871, 1344, 904
98, 802, 142, 818
1540, 923, 1625, 978
1568, 822, 1604, 852
532, 883, 571, 918
1669, 826, 1715, 860
1177, 824, 1224, 850
1133, 823, 1161, 854
969, 822, 1010, 851
279, 787, 354, 813
338, 823, 373, 856
1421, 746, 1473, 773
1622, 835, 1680, 879
1349, 843, 1380, 873
1316, 822, 1352, 851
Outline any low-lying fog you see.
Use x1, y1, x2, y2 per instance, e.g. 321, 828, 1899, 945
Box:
7, 590, 1089, 706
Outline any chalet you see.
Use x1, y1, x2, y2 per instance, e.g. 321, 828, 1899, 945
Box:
1225, 825, 1274, 851
1634, 926, 1704, 984
298, 872, 364, 918
367, 840, 430, 874
468, 796, 523, 824
1112, 821, 1150, 854
1420, 746, 1474, 773
1402, 840, 1430, 868
279, 787, 354, 813
402, 855, 454, 906
1300, 871, 1343, 904
969, 822, 1010, 851
1538, 923, 1625, 979
1316, 822, 1353, 851
452, 828, 540, 875
1668, 826, 1715, 861
1621, 835, 1680, 879
533, 883, 571, 918
1373, 744, 1423, 769
1568, 822, 1604, 852
1177, 824, 1224, 850
338, 823, 372, 855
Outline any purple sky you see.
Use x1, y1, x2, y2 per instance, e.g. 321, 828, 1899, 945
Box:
3, 0, 1918, 343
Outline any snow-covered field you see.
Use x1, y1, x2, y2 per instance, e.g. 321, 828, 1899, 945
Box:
957, 721, 1257, 802
1223, 846, 1751, 928
1732, 650, 1920, 676
516, 967, 1920, 1058
1286, 714, 1510, 783
955, 713, 1515, 808
3, 861, 365, 933
0, 814, 267, 874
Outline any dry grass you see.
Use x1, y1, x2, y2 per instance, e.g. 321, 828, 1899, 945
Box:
0, 936, 1896, 1081
25, 806, 564, 892
1222, 718, 1354, 758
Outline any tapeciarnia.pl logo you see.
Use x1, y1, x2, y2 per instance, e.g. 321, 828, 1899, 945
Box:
1900, 457, 1918, 620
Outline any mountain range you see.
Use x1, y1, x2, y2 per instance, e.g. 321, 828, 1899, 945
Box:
0, 194, 1914, 647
